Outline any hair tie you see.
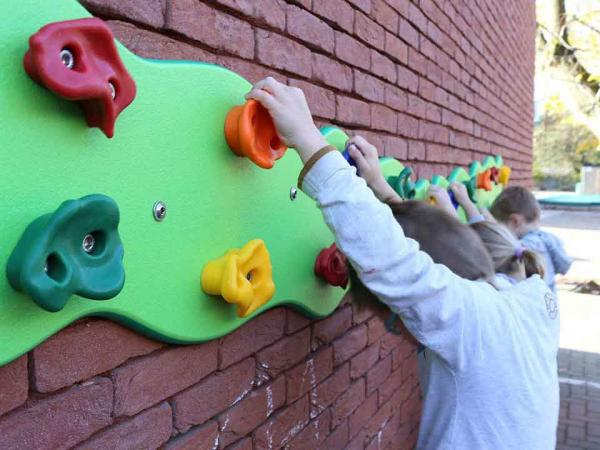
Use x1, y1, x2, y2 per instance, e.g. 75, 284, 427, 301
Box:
515, 246, 525, 260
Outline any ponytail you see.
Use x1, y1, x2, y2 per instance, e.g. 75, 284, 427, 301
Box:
522, 249, 545, 278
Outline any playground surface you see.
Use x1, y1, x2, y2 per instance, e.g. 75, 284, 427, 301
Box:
542, 208, 600, 449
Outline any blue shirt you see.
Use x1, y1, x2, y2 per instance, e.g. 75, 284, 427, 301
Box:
521, 230, 573, 293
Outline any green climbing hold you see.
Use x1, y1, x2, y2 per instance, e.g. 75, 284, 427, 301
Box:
6, 194, 125, 312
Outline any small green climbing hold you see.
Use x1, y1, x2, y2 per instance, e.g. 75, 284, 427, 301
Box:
6, 194, 125, 312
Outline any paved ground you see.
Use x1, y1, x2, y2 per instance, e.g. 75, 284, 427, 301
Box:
540, 209, 600, 449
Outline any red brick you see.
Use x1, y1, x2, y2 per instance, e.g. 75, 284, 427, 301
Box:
81, 0, 165, 28
409, 47, 428, 76
351, 292, 375, 324
367, 315, 387, 345
407, 93, 429, 120
349, 392, 378, 438
312, 53, 353, 92
331, 378, 365, 427
256, 329, 310, 379
322, 419, 349, 449
219, 377, 286, 446
32, 319, 161, 393
253, 396, 309, 448
108, 21, 216, 63
311, 363, 350, 417
401, 353, 419, 381
256, 30, 312, 78
371, 50, 396, 83
336, 32, 371, 71
216, 56, 273, 84
355, 12, 385, 49
313, 305, 352, 348
392, 339, 416, 370
397, 65, 419, 93
379, 370, 412, 406
289, 79, 336, 120
384, 84, 408, 111
379, 331, 404, 357
385, 32, 408, 64
0, 355, 27, 415
225, 436, 252, 450
112, 341, 218, 417
407, 140, 425, 160
418, 120, 449, 144
286, 410, 331, 449
401, 390, 422, 423
287, 5, 335, 53
371, 104, 397, 133
333, 326, 368, 366
164, 421, 219, 450
387, 0, 408, 16
312, 0, 354, 30
397, 112, 419, 139
173, 358, 255, 432
398, 18, 419, 49
366, 355, 392, 394
336, 96, 371, 127
0, 378, 112, 450
166, 0, 254, 58
354, 70, 385, 103
214, 0, 286, 30
220, 308, 285, 369
287, 347, 333, 403
286, 309, 312, 334
384, 135, 408, 160
347, 0, 371, 13
75, 402, 172, 450
372, 0, 399, 32
362, 398, 393, 442
350, 343, 380, 379
408, 2, 428, 31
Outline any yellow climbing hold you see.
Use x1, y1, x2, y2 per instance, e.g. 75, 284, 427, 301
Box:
201, 239, 275, 318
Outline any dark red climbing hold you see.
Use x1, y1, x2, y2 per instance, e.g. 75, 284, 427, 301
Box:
314, 243, 349, 289
24, 18, 136, 138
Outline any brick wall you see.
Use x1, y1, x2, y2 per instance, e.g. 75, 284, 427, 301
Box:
0, 0, 536, 449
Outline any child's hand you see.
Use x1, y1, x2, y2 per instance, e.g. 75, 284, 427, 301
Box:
347, 135, 402, 205
346, 136, 384, 188
245, 77, 327, 162
449, 182, 470, 205
449, 182, 480, 221
428, 185, 456, 215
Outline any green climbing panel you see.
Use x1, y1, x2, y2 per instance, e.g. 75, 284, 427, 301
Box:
0, 0, 348, 367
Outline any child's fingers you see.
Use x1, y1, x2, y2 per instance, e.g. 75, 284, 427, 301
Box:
245, 88, 279, 111
253, 77, 285, 97
348, 144, 369, 171
347, 136, 377, 159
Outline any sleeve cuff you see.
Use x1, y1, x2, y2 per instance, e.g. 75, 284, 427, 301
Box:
467, 214, 486, 225
299, 149, 350, 199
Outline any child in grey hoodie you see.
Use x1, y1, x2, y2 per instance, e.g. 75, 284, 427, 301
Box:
246, 77, 559, 450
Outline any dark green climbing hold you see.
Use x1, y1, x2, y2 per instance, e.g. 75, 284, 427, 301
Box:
393, 167, 416, 199
6, 194, 125, 312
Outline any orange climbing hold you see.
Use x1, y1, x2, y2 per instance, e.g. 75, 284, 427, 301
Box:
476, 169, 493, 191
224, 99, 287, 169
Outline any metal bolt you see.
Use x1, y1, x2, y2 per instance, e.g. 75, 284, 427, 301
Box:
246, 271, 253, 281
108, 82, 116, 100
153, 201, 167, 221
60, 49, 74, 69
82, 234, 95, 253
290, 187, 298, 201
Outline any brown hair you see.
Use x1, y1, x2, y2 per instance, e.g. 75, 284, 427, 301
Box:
490, 186, 541, 223
351, 201, 495, 318
470, 221, 545, 278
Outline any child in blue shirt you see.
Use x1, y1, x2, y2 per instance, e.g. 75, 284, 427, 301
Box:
490, 186, 573, 293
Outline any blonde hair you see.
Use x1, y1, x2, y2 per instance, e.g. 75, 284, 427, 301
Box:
470, 221, 545, 278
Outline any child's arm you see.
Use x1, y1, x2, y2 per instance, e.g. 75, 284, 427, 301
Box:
247, 78, 495, 370
428, 184, 458, 216
449, 182, 485, 224
345, 136, 403, 207
542, 231, 573, 275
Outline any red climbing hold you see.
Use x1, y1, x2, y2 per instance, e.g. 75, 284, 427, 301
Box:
23, 18, 136, 138
314, 243, 349, 289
